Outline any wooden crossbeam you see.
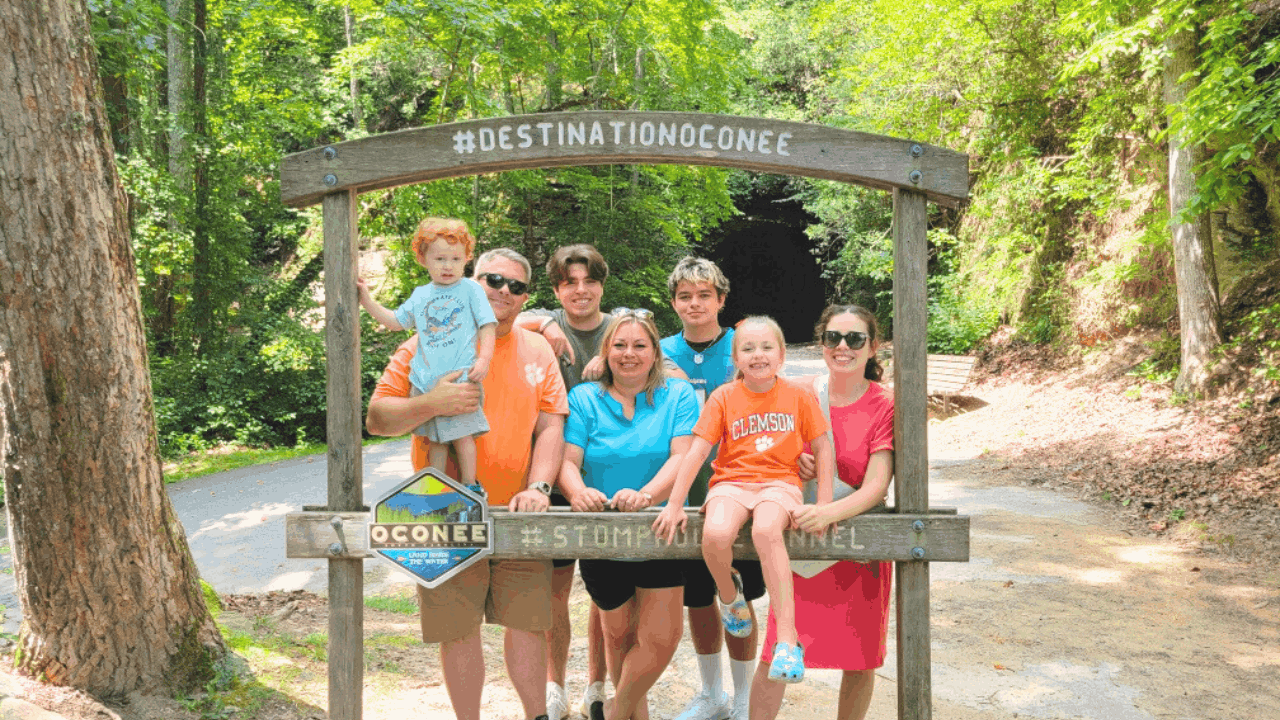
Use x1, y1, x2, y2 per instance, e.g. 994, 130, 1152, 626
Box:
287, 508, 969, 563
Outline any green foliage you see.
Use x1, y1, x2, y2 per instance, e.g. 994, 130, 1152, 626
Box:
1128, 333, 1181, 385
201, 580, 224, 620
89, 0, 1280, 456
1175, 1, 1280, 223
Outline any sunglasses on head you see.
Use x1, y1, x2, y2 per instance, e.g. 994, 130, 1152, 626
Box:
479, 273, 528, 296
822, 330, 869, 349
611, 307, 654, 320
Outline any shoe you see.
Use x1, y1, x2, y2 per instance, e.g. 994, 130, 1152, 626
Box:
767, 642, 805, 683
580, 680, 607, 720
673, 690, 730, 720
730, 702, 750, 720
717, 570, 753, 639
546, 682, 569, 720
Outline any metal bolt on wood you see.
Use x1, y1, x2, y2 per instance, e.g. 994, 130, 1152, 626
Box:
909, 170, 923, 184
330, 516, 349, 554
911, 144, 923, 157
912, 547, 926, 560
913, 520, 925, 533
324, 173, 338, 186
324, 146, 337, 160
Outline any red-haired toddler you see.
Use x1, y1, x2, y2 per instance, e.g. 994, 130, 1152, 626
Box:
357, 217, 496, 486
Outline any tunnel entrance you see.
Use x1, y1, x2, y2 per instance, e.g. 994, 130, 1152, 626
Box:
701, 178, 827, 343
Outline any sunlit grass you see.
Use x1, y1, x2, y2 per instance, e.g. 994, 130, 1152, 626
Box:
364, 594, 420, 615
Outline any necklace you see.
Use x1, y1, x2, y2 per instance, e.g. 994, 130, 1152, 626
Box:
686, 329, 726, 365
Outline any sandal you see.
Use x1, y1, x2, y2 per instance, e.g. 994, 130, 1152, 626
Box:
768, 642, 805, 683
717, 569, 753, 638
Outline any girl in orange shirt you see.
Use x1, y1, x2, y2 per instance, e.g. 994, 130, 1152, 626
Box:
654, 316, 834, 684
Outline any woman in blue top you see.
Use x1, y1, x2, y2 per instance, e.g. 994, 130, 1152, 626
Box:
559, 309, 700, 720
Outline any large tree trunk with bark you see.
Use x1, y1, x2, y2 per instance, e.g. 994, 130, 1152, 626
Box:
1164, 20, 1222, 395
0, 0, 224, 696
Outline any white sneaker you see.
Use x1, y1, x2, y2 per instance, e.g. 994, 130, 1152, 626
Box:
673, 690, 731, 720
580, 680, 607, 720
730, 701, 750, 720
547, 682, 569, 720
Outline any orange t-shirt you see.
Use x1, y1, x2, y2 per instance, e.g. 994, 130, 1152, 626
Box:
370, 328, 568, 505
693, 377, 828, 488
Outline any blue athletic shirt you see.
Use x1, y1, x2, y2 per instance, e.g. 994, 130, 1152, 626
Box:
660, 329, 736, 405
661, 330, 736, 506
564, 378, 700, 500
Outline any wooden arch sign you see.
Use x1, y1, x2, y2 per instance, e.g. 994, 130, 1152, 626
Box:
280, 111, 968, 720
280, 111, 968, 208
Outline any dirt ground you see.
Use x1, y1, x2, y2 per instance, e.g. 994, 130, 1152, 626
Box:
5, 335, 1279, 719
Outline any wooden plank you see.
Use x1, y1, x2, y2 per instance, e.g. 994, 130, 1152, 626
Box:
897, 561, 932, 720
893, 187, 932, 720
927, 354, 976, 365
329, 558, 363, 720
892, 188, 930, 513
927, 371, 971, 380
287, 511, 970, 562
322, 191, 363, 720
323, 191, 363, 513
280, 112, 969, 209
926, 361, 976, 373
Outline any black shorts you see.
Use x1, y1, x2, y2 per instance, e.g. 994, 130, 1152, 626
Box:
550, 492, 575, 568
682, 559, 766, 608
579, 559, 685, 611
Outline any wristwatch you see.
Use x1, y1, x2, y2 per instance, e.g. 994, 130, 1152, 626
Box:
529, 481, 553, 497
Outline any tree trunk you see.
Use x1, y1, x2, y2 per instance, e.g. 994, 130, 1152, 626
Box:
164, 0, 192, 352
1163, 20, 1221, 395
345, 5, 361, 128
190, 0, 211, 347
0, 0, 224, 696
167, 0, 191, 200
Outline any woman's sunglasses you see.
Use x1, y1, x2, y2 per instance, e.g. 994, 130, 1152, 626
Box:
479, 273, 528, 296
611, 307, 654, 320
822, 330, 869, 349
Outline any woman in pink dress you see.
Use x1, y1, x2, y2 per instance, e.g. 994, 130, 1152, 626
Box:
748, 304, 894, 720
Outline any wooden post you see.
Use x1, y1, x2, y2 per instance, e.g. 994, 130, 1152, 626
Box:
892, 187, 931, 720
323, 190, 363, 720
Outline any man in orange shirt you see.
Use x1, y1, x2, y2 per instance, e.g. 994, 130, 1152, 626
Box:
368, 247, 568, 720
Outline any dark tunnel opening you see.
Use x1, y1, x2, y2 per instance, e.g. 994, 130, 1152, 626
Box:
700, 178, 827, 344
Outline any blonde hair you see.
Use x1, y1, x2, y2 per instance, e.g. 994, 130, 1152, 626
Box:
731, 316, 786, 380
667, 256, 729, 299
597, 312, 667, 405
411, 217, 476, 264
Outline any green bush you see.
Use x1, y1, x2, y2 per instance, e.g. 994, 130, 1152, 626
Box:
151, 278, 406, 459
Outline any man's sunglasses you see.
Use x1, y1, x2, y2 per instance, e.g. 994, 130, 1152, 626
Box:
822, 330, 869, 349
479, 273, 528, 296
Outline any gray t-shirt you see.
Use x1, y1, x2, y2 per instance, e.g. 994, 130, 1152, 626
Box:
528, 307, 610, 390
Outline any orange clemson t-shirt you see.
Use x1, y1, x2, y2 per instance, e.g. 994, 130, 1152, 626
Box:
693, 377, 828, 488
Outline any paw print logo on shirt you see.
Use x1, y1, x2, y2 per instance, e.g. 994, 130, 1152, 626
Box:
524, 362, 546, 387
754, 435, 775, 453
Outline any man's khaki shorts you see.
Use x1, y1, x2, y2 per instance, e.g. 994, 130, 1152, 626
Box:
416, 559, 553, 643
